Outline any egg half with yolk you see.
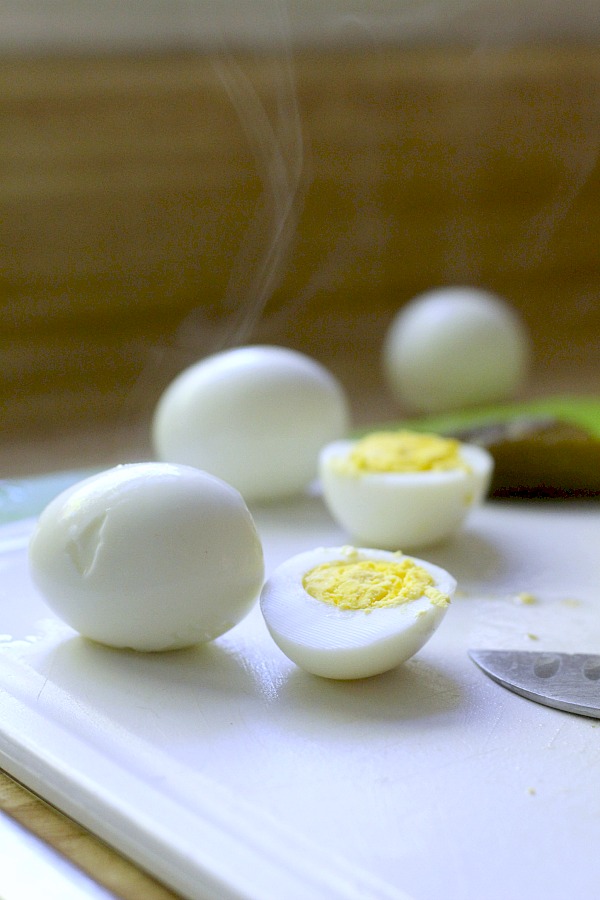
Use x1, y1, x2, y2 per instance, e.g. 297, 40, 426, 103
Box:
319, 430, 493, 550
260, 545, 456, 679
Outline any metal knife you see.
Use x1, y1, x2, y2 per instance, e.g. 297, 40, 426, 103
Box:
468, 649, 600, 719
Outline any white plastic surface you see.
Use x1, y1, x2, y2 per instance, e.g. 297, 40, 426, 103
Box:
0, 808, 115, 900
1, 494, 600, 900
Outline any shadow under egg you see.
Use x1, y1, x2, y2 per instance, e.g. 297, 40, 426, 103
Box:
272, 655, 463, 728
34, 632, 275, 746
419, 525, 506, 586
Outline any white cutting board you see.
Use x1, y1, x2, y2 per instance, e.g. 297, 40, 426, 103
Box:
0, 477, 599, 900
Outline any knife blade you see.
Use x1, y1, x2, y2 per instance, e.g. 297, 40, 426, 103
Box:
468, 649, 600, 718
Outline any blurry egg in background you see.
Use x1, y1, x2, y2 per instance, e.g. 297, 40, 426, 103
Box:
28, 463, 265, 651
319, 430, 493, 550
260, 545, 457, 679
382, 286, 532, 414
152, 345, 349, 504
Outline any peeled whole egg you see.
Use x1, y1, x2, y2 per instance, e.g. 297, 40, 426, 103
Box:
382, 286, 531, 413
319, 430, 493, 550
28, 463, 265, 651
260, 545, 456, 679
152, 345, 350, 504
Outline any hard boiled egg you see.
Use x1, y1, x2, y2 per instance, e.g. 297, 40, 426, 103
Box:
260, 545, 456, 679
382, 286, 531, 413
319, 430, 493, 550
152, 345, 349, 504
28, 463, 264, 651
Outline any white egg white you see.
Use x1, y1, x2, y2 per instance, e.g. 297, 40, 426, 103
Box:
319, 439, 493, 550
260, 546, 456, 680
382, 286, 531, 413
28, 463, 265, 651
152, 345, 350, 503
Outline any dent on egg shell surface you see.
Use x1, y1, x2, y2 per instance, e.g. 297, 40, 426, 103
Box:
260, 546, 457, 680
28, 462, 265, 651
152, 345, 350, 503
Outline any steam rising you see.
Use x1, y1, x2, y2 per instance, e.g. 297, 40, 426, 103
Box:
176, 0, 306, 354
210, 14, 305, 347
118, 0, 598, 440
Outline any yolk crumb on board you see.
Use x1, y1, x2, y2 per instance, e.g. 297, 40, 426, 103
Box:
334, 430, 468, 475
515, 592, 538, 605
302, 551, 450, 611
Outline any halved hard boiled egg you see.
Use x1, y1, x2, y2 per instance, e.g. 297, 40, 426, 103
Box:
319, 430, 493, 550
260, 545, 456, 679
28, 462, 265, 651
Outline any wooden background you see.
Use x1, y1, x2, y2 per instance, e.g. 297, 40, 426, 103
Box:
1, 45, 599, 476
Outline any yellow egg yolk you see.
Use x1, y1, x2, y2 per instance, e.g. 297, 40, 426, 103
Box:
335, 430, 467, 475
302, 554, 450, 611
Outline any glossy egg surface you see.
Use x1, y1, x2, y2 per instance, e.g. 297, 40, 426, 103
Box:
28, 462, 265, 651
383, 286, 530, 413
152, 345, 349, 503
260, 545, 456, 679
319, 430, 493, 550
